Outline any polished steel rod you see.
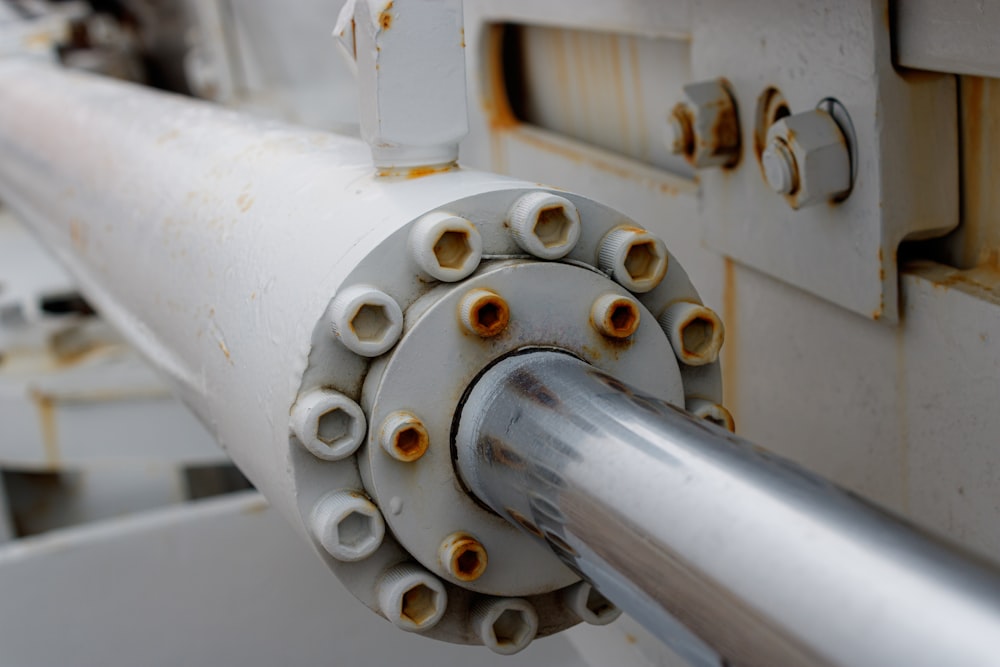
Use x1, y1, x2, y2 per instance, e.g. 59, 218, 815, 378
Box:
456, 351, 1000, 667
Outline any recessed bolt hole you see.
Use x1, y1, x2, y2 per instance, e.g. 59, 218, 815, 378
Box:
586, 588, 613, 617
317, 408, 351, 445
350, 303, 392, 343
456, 548, 483, 578
681, 316, 714, 356
476, 302, 501, 330
532, 206, 573, 248
337, 510, 376, 550
395, 427, 424, 458
610, 304, 637, 334
441, 532, 488, 581
401, 584, 440, 626
493, 609, 532, 647
461, 290, 510, 338
433, 230, 473, 270
624, 241, 661, 282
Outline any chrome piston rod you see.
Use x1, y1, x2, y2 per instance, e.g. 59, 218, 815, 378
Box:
456, 351, 1000, 667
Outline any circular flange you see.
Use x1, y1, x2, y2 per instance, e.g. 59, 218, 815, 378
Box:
360, 260, 684, 597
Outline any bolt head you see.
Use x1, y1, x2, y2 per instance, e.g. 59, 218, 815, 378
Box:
671, 80, 740, 168
311, 491, 386, 561
329, 285, 404, 357
507, 192, 582, 260
409, 212, 483, 282
598, 227, 669, 293
378, 564, 448, 632
291, 389, 367, 461
764, 109, 851, 209
472, 598, 539, 655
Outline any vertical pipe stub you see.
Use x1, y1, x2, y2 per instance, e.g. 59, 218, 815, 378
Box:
507, 192, 582, 260
598, 226, 669, 293
377, 563, 448, 632
658, 301, 725, 366
408, 212, 483, 282
329, 284, 404, 357
291, 388, 368, 461
471, 597, 539, 655
310, 490, 386, 562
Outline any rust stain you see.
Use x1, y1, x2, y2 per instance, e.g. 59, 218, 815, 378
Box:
236, 193, 254, 212
376, 163, 457, 179
31, 391, 60, 467
69, 219, 87, 252
156, 128, 180, 145
721, 258, 739, 421
956, 76, 1000, 268
483, 25, 520, 131
625, 633, 637, 644
378, 1, 393, 30
242, 497, 270, 515
627, 36, 649, 162
460, 27, 465, 48
218, 340, 232, 361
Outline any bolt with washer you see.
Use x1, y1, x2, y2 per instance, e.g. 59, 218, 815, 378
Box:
762, 108, 851, 209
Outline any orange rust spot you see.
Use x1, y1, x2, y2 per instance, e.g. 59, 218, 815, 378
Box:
31, 391, 60, 467
460, 27, 465, 48
507, 509, 543, 537
218, 340, 232, 361
156, 128, 180, 145
376, 163, 457, 179
441, 533, 488, 581
483, 25, 520, 131
379, 1, 393, 30
625, 634, 638, 644
236, 193, 254, 212
390, 419, 429, 462
69, 219, 87, 252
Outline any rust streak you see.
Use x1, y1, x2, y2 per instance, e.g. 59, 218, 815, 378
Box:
378, 1, 393, 30
721, 258, 739, 422
31, 391, 60, 467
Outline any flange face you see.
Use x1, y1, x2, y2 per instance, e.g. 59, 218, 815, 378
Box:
361, 260, 683, 597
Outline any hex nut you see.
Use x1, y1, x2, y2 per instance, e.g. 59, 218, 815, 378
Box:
439, 532, 488, 582
507, 192, 582, 260
563, 581, 623, 626
380, 410, 429, 462
291, 389, 367, 461
763, 108, 851, 209
598, 227, 669, 293
378, 564, 448, 632
667, 79, 740, 168
409, 211, 483, 282
686, 398, 736, 432
458, 288, 510, 337
472, 597, 539, 655
658, 302, 725, 366
311, 490, 386, 562
590, 293, 641, 339
329, 285, 404, 357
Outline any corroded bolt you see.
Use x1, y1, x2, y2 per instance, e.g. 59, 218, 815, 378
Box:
377, 563, 448, 632
459, 288, 510, 338
439, 531, 488, 582
507, 191, 582, 260
686, 397, 736, 432
310, 490, 386, 561
658, 301, 725, 366
598, 226, 669, 293
666, 79, 741, 168
590, 293, 641, 339
762, 108, 851, 209
379, 410, 429, 462
471, 597, 539, 655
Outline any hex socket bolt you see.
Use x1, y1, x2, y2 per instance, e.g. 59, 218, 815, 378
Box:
291, 388, 367, 461
471, 597, 539, 655
379, 410, 429, 462
658, 302, 725, 366
591, 293, 641, 339
310, 490, 386, 562
458, 288, 510, 338
686, 397, 736, 432
329, 284, 404, 357
597, 226, 669, 293
377, 563, 448, 632
507, 192, 582, 260
408, 211, 483, 282
439, 532, 488, 582
562, 581, 623, 626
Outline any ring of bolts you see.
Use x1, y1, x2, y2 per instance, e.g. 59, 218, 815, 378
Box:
290, 190, 732, 653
